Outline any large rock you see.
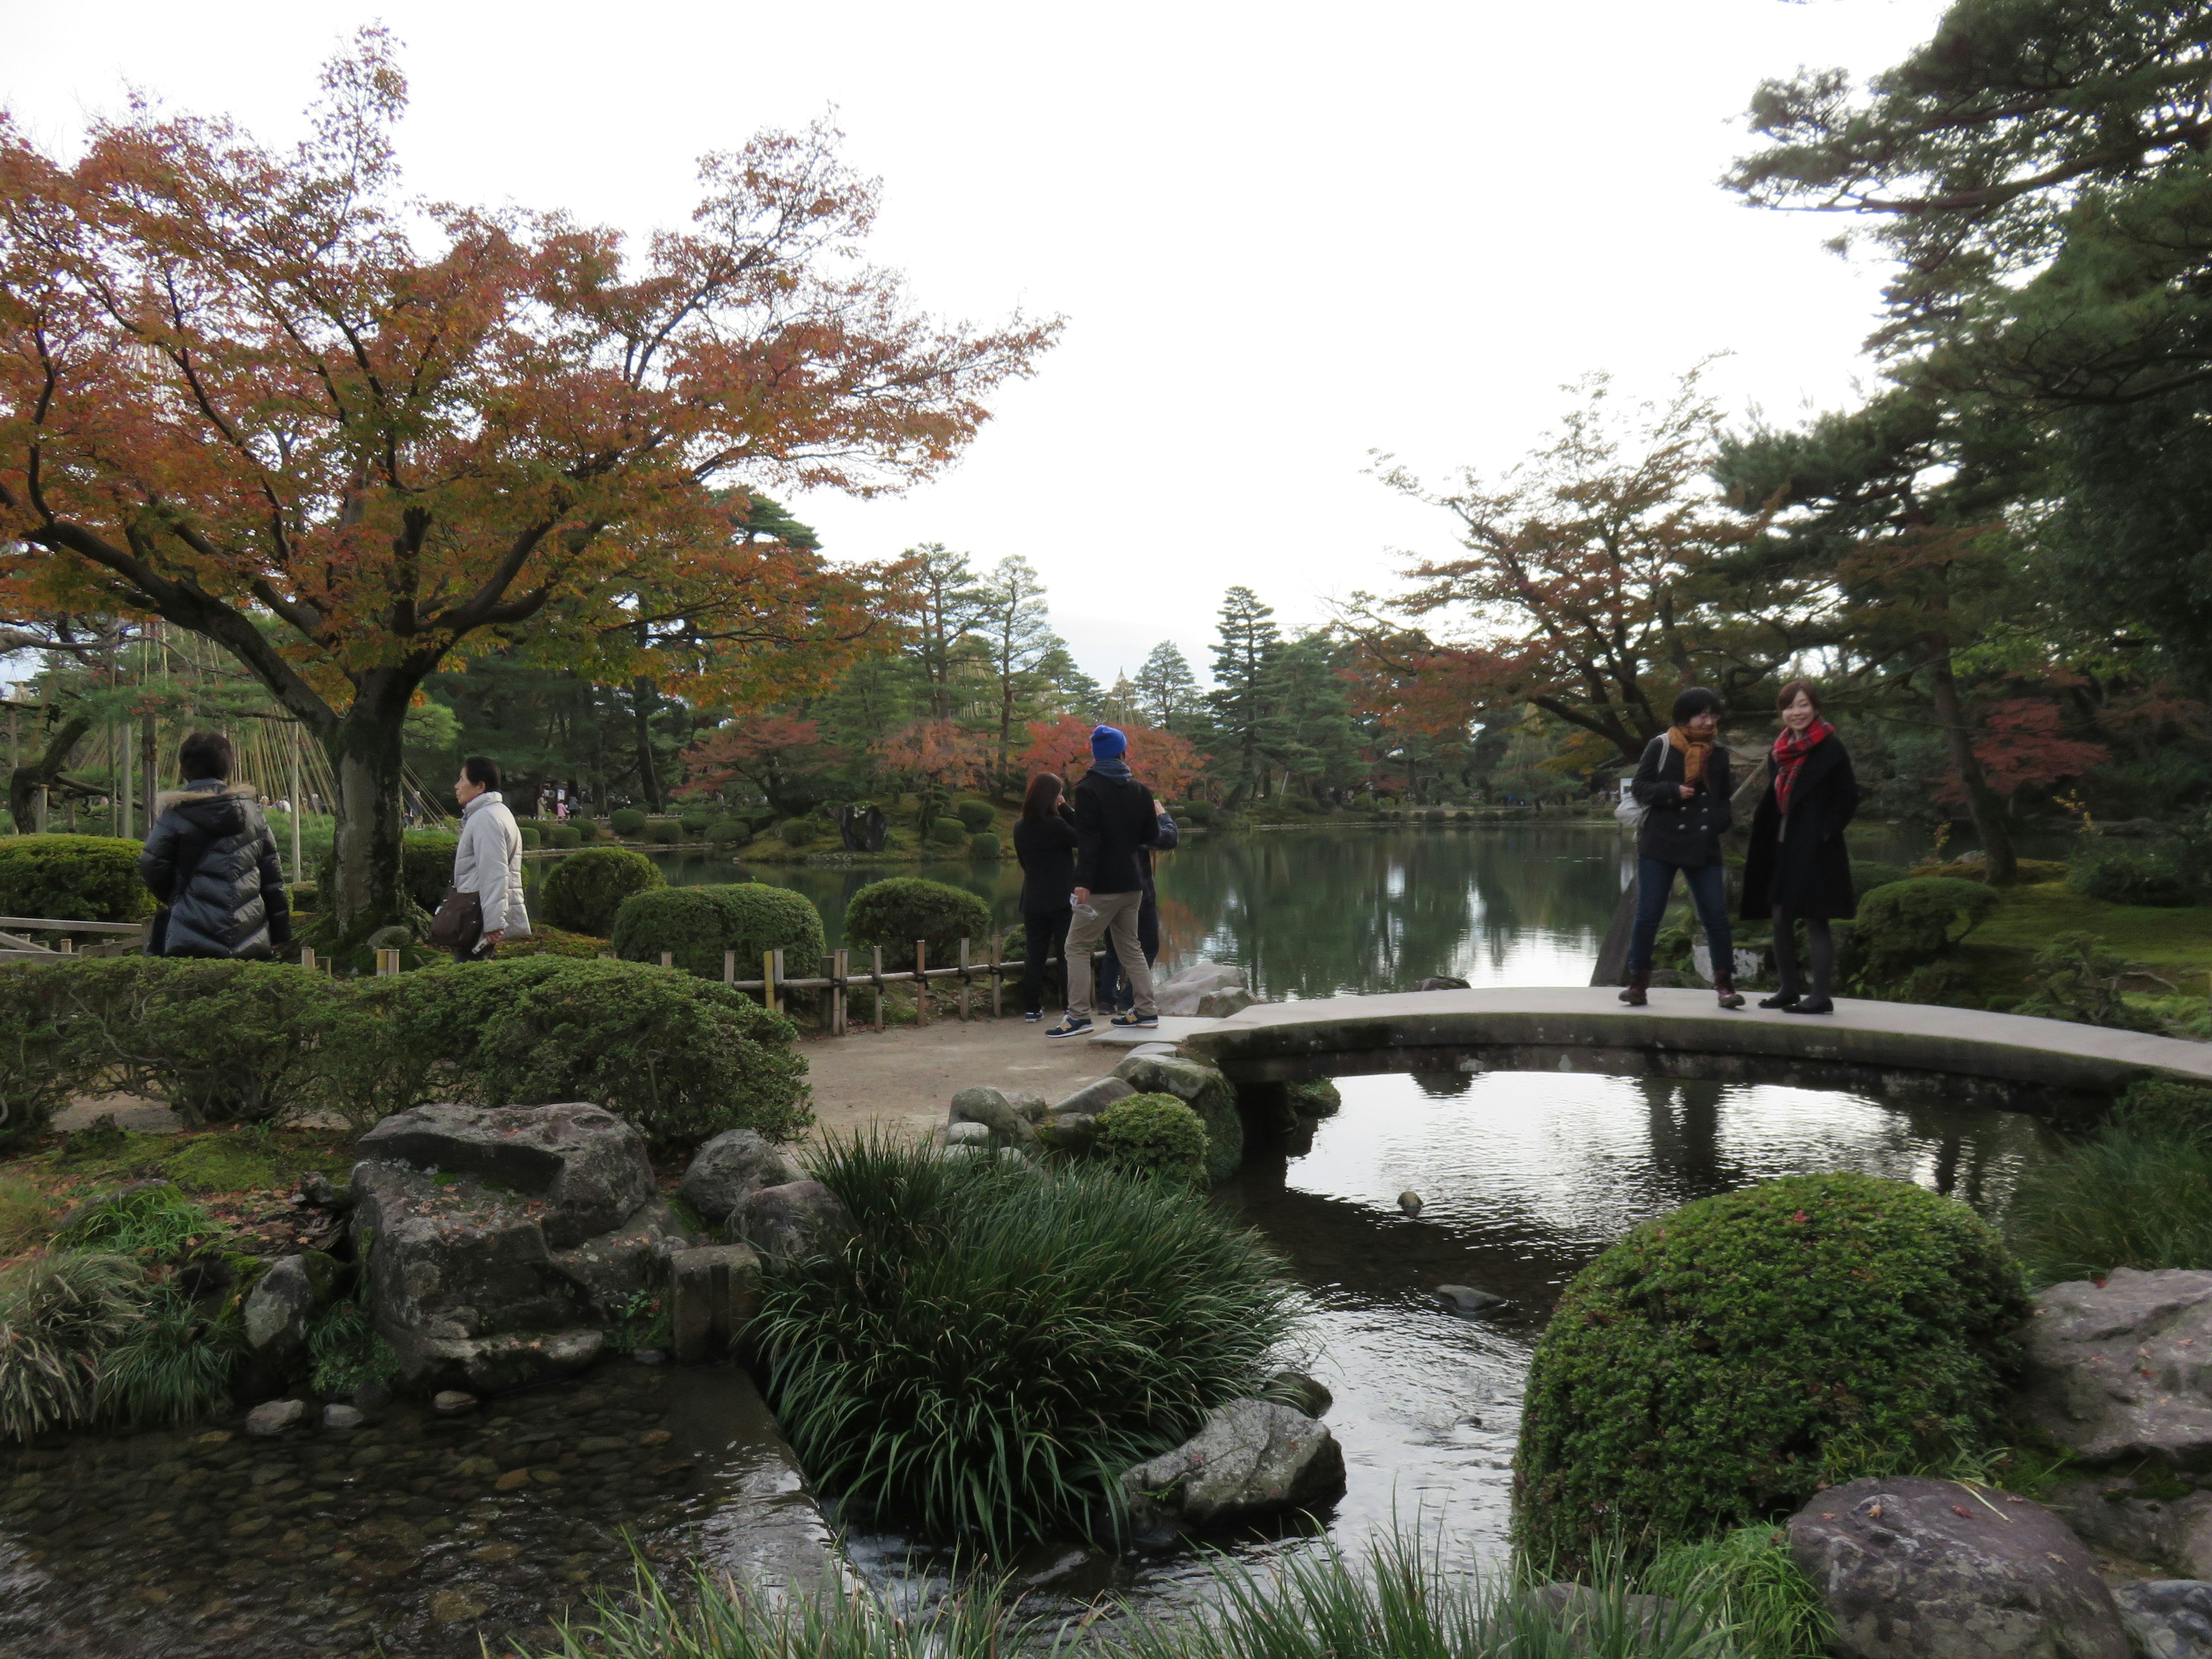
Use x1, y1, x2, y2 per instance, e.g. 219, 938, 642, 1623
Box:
351, 1105, 681, 1392
730, 1180, 855, 1265
1154, 961, 1246, 1016
242, 1251, 336, 1370
1120, 1399, 1344, 1544
1111, 1054, 1244, 1182
1050, 1075, 1134, 1118
357, 1101, 655, 1248
668, 1243, 762, 1363
948, 1086, 1040, 1151
2022, 1268, 2212, 1464
2115, 1581, 2212, 1659
679, 1129, 805, 1226
1198, 987, 1257, 1018
1788, 1476, 2130, 1659
2043, 1476, 2212, 1580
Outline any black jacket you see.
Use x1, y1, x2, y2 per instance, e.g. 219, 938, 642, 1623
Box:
141, 782, 292, 959
1630, 736, 1733, 868
1072, 767, 1159, 893
1741, 733, 1860, 919
1013, 805, 1079, 912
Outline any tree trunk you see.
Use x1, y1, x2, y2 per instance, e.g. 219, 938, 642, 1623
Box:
8, 710, 92, 833
321, 675, 419, 945
631, 679, 664, 812
1924, 638, 2018, 886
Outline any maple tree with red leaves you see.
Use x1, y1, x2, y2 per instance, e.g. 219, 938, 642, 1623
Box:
1935, 699, 2109, 807
677, 715, 846, 819
0, 32, 1057, 940
869, 720, 991, 819
1019, 715, 1205, 802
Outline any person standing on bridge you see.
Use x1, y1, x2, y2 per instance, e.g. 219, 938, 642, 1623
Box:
1742, 680, 1859, 1016
1622, 687, 1743, 1010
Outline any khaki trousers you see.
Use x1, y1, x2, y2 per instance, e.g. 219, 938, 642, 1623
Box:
1065, 889, 1157, 1018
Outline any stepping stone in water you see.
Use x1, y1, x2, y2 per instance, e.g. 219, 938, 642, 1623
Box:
1434, 1283, 1508, 1315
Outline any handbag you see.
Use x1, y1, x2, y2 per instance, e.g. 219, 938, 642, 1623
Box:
428, 885, 484, 954
1613, 737, 1662, 834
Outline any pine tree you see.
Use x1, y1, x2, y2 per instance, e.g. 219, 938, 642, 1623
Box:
1134, 642, 1201, 732
1207, 586, 1286, 804
974, 555, 1058, 783
908, 544, 988, 723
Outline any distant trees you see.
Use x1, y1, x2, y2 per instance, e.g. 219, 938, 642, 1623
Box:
1135, 643, 1202, 733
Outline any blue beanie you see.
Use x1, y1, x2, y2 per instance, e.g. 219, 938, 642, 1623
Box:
1089, 724, 1128, 760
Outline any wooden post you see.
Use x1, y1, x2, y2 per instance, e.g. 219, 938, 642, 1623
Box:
118, 724, 131, 845
299, 946, 316, 971
376, 948, 400, 976
762, 949, 777, 1015
991, 933, 1003, 1018
58, 936, 73, 955
833, 948, 849, 1036
724, 949, 736, 985
35, 786, 47, 834
872, 945, 884, 1031
958, 936, 971, 1022
141, 713, 157, 839
915, 941, 927, 1026
660, 950, 674, 969
819, 952, 836, 1035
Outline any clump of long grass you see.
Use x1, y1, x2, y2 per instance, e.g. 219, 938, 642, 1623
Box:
0, 1173, 55, 1258
96, 1283, 243, 1426
0, 1251, 146, 1440
1643, 1525, 1829, 1659
305, 1297, 399, 1397
53, 1183, 226, 1257
752, 1133, 1301, 1555
2008, 1125, 2212, 1283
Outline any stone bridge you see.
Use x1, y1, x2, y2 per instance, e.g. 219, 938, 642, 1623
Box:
1173, 987, 2212, 1120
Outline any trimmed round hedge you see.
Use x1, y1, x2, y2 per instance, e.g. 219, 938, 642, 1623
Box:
969, 832, 1002, 860
609, 808, 647, 837
0, 835, 154, 923
609, 883, 825, 984
1515, 1172, 2029, 1571
539, 846, 664, 936
954, 800, 994, 833
927, 816, 967, 847
1097, 1093, 1208, 1186
843, 877, 991, 957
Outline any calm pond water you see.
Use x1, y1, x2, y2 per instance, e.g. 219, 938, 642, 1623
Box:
4, 824, 2063, 1653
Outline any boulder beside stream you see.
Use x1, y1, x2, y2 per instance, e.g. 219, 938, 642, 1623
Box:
1119, 1399, 1344, 1546
2021, 1267, 2212, 1465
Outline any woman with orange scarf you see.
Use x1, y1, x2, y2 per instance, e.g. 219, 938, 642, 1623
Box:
1622, 687, 1742, 1009
1741, 680, 1859, 1014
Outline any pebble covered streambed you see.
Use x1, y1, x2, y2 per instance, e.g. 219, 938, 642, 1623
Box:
0, 1359, 831, 1659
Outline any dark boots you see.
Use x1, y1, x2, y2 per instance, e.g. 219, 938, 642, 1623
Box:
1619, 972, 1650, 1007
1713, 972, 1745, 1010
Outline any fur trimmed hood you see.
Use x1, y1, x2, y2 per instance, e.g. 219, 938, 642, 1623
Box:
153, 783, 257, 813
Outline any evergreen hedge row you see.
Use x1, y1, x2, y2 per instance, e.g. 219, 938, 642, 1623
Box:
0, 836, 155, 923
610, 884, 825, 982
843, 877, 991, 957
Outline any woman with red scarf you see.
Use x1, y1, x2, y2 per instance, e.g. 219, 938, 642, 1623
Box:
1741, 680, 1860, 1014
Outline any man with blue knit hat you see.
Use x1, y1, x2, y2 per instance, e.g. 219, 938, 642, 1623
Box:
1048, 724, 1164, 1036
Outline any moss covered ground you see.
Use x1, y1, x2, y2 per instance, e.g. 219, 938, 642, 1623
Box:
1923, 881, 2212, 1026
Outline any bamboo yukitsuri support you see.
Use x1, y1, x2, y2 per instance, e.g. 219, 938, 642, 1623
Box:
958, 937, 971, 1022
832, 948, 849, 1036
872, 945, 885, 1031
991, 934, 1003, 1017
762, 950, 778, 1016
288, 726, 304, 882
914, 941, 927, 1027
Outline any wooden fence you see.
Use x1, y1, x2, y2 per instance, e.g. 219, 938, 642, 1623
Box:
0, 916, 149, 962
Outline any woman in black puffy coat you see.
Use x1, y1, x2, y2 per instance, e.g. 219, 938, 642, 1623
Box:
140, 731, 291, 960
1740, 680, 1859, 1014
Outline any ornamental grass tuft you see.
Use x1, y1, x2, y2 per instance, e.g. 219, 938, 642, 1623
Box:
0, 1251, 146, 1440
752, 1134, 1299, 1555
1515, 1172, 2028, 1573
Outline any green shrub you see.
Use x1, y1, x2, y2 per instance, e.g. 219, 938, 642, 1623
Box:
2071, 842, 2203, 907
1175, 801, 1217, 827
968, 832, 1002, 860
0, 1251, 146, 1440
48, 957, 343, 1126
495, 923, 605, 960
288, 880, 319, 912
0, 835, 153, 924
778, 817, 824, 848
456, 957, 811, 1150
647, 819, 683, 845
928, 816, 968, 847
0, 966, 78, 1153
1850, 877, 2001, 983
609, 808, 647, 836
2115, 1076, 2212, 1142
954, 800, 994, 833
2009, 1124, 2212, 1283
610, 884, 825, 983
54, 1183, 225, 1256
1515, 1172, 2029, 1571
573, 819, 600, 843
755, 1137, 1298, 1551
679, 810, 712, 835
844, 878, 991, 958
540, 846, 664, 935
306, 1296, 399, 1397
399, 834, 460, 912
548, 824, 581, 849
1097, 1093, 1209, 1186
1849, 859, 1911, 893
707, 817, 752, 848
2013, 931, 2160, 1030
517, 826, 541, 850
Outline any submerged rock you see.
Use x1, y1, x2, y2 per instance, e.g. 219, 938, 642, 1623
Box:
1120, 1399, 1344, 1545
1788, 1475, 2129, 1659
323, 1403, 364, 1431
1267, 1369, 1333, 1418
1399, 1191, 1423, 1215
431, 1390, 479, 1416
2022, 1267, 2212, 1464
2114, 1581, 2212, 1659
1434, 1283, 1506, 1314
244, 1398, 305, 1437
678, 1129, 805, 1226
1417, 975, 1472, 992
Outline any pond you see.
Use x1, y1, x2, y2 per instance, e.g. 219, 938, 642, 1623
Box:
2, 823, 2065, 1654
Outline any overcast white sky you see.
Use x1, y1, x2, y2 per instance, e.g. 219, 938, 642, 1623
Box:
7, 1, 1941, 690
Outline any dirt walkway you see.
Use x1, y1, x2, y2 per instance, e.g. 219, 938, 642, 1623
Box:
797, 1017, 1123, 1142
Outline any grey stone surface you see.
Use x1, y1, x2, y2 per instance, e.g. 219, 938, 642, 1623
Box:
1037, 1112, 1100, 1155
1120, 1399, 1344, 1543
2044, 1478, 2212, 1579
1154, 961, 1247, 1017
243, 1253, 331, 1369
2023, 1268, 2212, 1464
1051, 1075, 1135, 1118
2114, 1581, 2212, 1659
1417, 975, 1472, 992
945, 1121, 994, 1147
1789, 1476, 2130, 1659
1435, 1283, 1508, 1314
1111, 1053, 1244, 1182
678, 1130, 805, 1226
244, 1398, 305, 1437
1005, 1090, 1050, 1123
432, 1390, 478, 1415
1268, 1369, 1333, 1418
1399, 1191, 1423, 1214
1198, 987, 1258, 1018
1179, 987, 2212, 1119
948, 1086, 1039, 1150
730, 1180, 854, 1265
669, 1243, 762, 1363
323, 1403, 364, 1431
358, 1101, 656, 1247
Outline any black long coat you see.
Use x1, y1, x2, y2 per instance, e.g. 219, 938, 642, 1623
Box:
1740, 733, 1860, 919
141, 782, 292, 958
1630, 735, 1733, 868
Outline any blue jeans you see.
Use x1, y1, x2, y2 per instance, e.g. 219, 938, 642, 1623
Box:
1627, 857, 1733, 977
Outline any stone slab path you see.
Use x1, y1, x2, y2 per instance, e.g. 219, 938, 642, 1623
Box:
798, 1017, 1122, 1141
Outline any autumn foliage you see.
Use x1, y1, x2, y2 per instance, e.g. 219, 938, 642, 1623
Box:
1018, 715, 1206, 802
